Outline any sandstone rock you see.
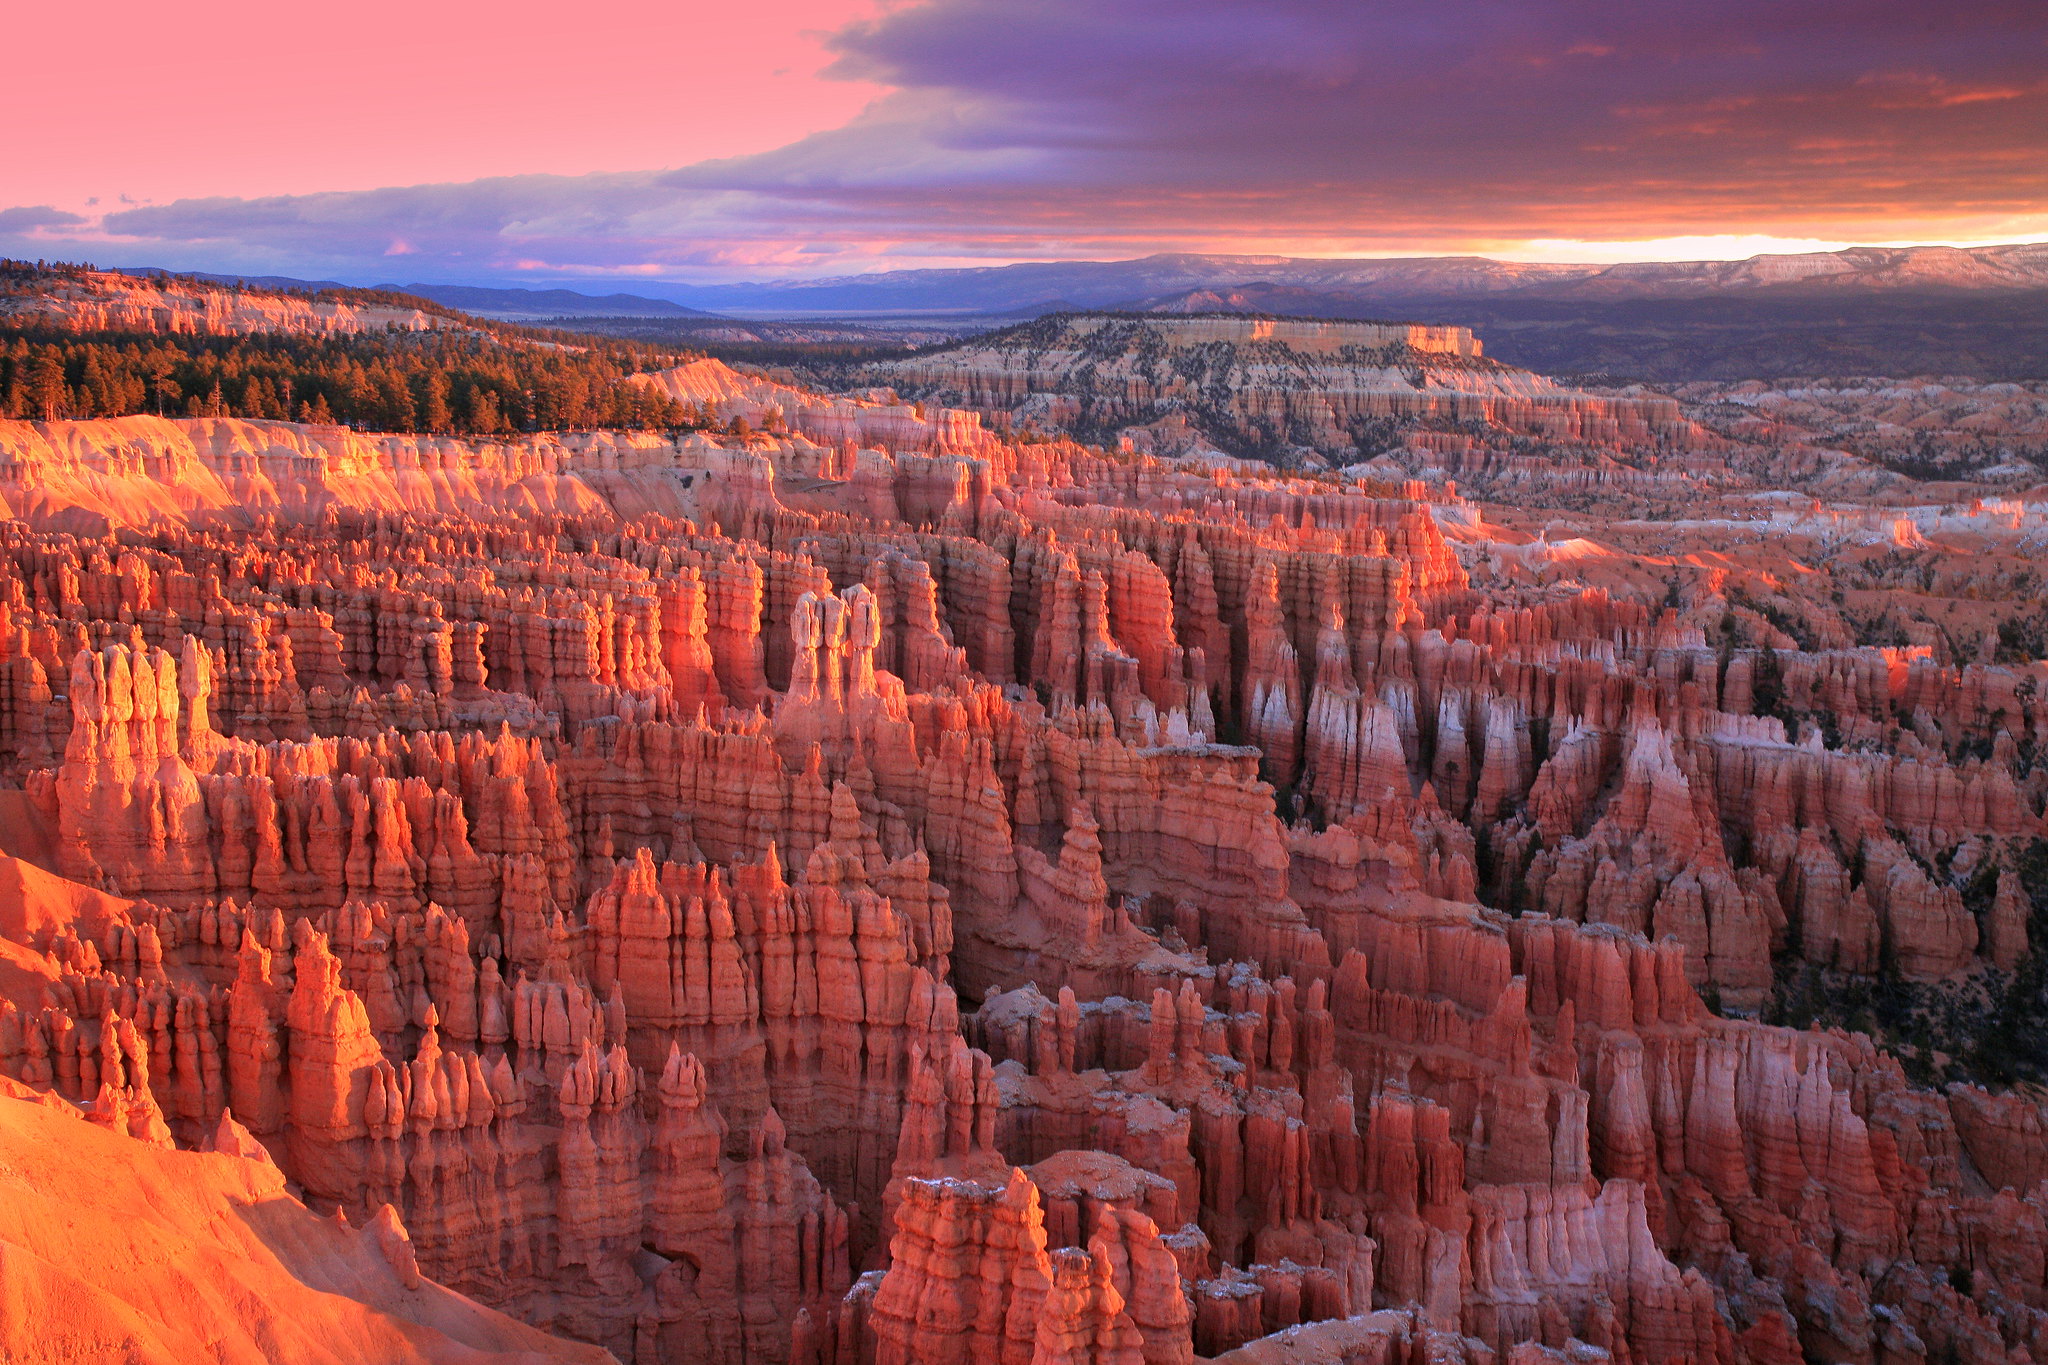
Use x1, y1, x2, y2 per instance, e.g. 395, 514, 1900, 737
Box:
1, 396, 2044, 1365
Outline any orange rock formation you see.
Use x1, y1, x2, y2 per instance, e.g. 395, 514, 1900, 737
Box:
1, 385, 2045, 1365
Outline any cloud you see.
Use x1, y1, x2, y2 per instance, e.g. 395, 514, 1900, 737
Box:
790, 0, 2048, 210
10, 0, 2048, 281
0, 205, 88, 232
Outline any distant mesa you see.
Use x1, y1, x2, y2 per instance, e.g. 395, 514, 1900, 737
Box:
1051, 311, 1488, 357
393, 283, 723, 321
866, 309, 1694, 461
76, 241, 2048, 381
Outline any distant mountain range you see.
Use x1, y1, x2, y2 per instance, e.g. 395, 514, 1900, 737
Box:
652, 242, 2048, 314
117, 269, 718, 321
393, 285, 718, 320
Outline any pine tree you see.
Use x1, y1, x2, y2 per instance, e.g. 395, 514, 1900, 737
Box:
419, 371, 453, 432
27, 351, 67, 422
470, 388, 503, 435
78, 351, 113, 417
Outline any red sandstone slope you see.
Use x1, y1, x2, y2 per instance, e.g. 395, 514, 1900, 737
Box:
0, 853, 130, 1000
0, 1077, 613, 1365
0, 850, 133, 942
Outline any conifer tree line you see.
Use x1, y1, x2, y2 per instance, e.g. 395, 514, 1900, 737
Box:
0, 326, 721, 435
0, 261, 725, 436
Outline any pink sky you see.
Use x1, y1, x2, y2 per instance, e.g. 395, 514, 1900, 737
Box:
6, 0, 885, 209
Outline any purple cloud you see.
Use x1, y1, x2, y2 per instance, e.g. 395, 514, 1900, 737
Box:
0, 205, 89, 233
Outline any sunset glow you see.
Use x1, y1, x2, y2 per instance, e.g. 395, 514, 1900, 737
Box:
5, 0, 2046, 284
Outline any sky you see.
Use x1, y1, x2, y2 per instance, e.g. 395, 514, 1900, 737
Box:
3, 0, 2045, 287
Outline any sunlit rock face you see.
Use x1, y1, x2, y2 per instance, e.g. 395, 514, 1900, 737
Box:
0, 1071, 617, 1364
864, 312, 1700, 461
0, 266, 461, 338
2, 340, 2047, 1365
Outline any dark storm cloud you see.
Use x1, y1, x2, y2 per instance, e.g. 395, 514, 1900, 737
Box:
18, 0, 2048, 280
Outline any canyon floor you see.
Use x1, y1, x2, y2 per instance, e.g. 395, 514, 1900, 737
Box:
1, 282, 2047, 1365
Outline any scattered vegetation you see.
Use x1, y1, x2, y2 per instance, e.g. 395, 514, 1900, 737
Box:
1994, 610, 2048, 665
1766, 838, 2048, 1088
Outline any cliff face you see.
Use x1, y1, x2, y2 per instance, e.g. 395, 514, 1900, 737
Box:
0, 266, 462, 338
0, 415, 622, 531
868, 313, 1697, 461
0, 388, 995, 533
1057, 315, 1487, 359
0, 379, 2044, 1365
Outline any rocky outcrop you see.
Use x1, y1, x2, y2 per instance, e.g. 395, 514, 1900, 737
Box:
0, 265, 459, 337
870, 313, 1699, 461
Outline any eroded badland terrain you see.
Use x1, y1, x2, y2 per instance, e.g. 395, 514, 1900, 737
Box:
1, 262, 2047, 1365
